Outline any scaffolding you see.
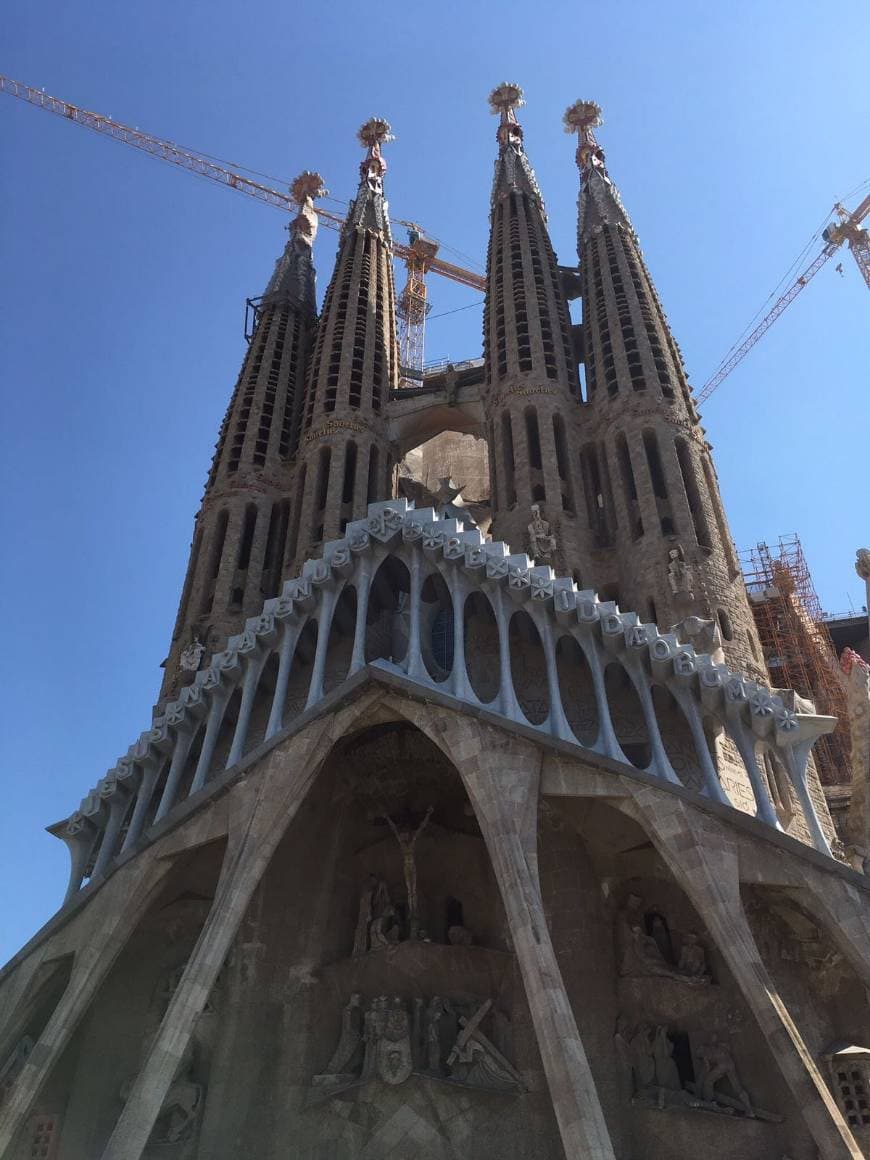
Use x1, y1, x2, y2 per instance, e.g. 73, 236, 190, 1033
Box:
742, 534, 851, 785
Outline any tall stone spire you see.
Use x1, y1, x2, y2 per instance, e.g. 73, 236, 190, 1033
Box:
158, 173, 324, 702
291, 118, 400, 564
482, 84, 593, 576
565, 101, 764, 678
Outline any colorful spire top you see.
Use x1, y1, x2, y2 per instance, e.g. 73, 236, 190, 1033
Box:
488, 82, 525, 149
564, 99, 636, 244
563, 100, 606, 174
289, 171, 327, 247
345, 118, 394, 238
357, 117, 393, 192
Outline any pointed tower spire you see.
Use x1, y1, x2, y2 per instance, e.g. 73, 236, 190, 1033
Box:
157, 173, 324, 703
292, 119, 400, 564
481, 85, 593, 576
565, 100, 765, 680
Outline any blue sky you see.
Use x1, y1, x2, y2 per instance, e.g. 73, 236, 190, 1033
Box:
1, 0, 868, 962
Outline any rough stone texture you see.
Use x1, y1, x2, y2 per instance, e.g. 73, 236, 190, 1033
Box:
4, 683, 870, 1158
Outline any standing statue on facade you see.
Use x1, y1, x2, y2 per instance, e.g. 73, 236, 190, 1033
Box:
528, 504, 557, 562
179, 636, 205, 674
667, 544, 694, 603
382, 806, 433, 939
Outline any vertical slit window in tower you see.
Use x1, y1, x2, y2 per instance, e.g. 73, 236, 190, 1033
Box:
488, 420, 500, 509
593, 238, 618, 397
579, 444, 610, 547
501, 413, 517, 507
279, 315, 302, 459
492, 203, 508, 380
350, 236, 370, 410
648, 598, 658, 625
510, 196, 532, 373
642, 428, 676, 535
616, 434, 643, 540
675, 438, 712, 550
598, 442, 618, 537
342, 441, 358, 506
312, 447, 331, 542
524, 407, 543, 471
229, 317, 270, 472
372, 250, 385, 413
261, 500, 290, 598
200, 508, 229, 614
623, 239, 674, 399
553, 415, 575, 513
236, 503, 258, 572
603, 228, 645, 392
288, 465, 306, 563
173, 526, 203, 640
254, 309, 287, 466
367, 445, 381, 504
701, 454, 739, 574
525, 202, 557, 380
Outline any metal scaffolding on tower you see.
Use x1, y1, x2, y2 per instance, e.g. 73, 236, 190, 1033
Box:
742, 534, 851, 786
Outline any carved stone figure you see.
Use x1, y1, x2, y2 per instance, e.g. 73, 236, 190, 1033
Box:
677, 931, 707, 977
617, 896, 709, 986
447, 1000, 523, 1091
376, 997, 413, 1085
667, 544, 694, 601
310, 993, 522, 1099
352, 875, 378, 957
121, 1040, 202, 1147
447, 924, 473, 946
694, 1039, 754, 1117
0, 1036, 34, 1105
382, 807, 433, 939
368, 901, 399, 948
425, 996, 449, 1073
528, 503, 557, 561
179, 637, 205, 673
855, 548, 870, 583
322, 994, 363, 1077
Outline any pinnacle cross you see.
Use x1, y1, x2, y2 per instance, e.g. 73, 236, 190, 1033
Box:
488, 82, 525, 149
357, 117, 393, 195
563, 99, 606, 174
289, 171, 327, 247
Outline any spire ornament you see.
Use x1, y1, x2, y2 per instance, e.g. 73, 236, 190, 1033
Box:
289, 170, 327, 247
488, 82, 525, 148
357, 117, 393, 195
563, 99, 606, 173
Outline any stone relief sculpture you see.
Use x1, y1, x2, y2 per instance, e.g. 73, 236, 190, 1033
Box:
0, 1036, 34, 1106
616, 895, 710, 986
120, 1039, 204, 1148
527, 504, 557, 562
614, 1017, 779, 1121
179, 637, 205, 673
312, 994, 523, 1100
381, 806, 433, 939
667, 544, 694, 602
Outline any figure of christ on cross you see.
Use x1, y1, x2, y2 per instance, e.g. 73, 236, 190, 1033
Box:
381, 806, 433, 939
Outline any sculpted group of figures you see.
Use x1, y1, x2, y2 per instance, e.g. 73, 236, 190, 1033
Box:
617, 894, 710, 986
312, 993, 522, 1099
614, 1017, 780, 1122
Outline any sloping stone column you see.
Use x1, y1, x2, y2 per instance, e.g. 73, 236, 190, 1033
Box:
99, 716, 335, 1160
432, 713, 617, 1160
0, 858, 176, 1155
619, 786, 861, 1160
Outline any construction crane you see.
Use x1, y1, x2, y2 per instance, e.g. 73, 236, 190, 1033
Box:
698, 193, 870, 404
0, 75, 486, 375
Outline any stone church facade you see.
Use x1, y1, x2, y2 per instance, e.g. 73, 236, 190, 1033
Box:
1, 87, 869, 1160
